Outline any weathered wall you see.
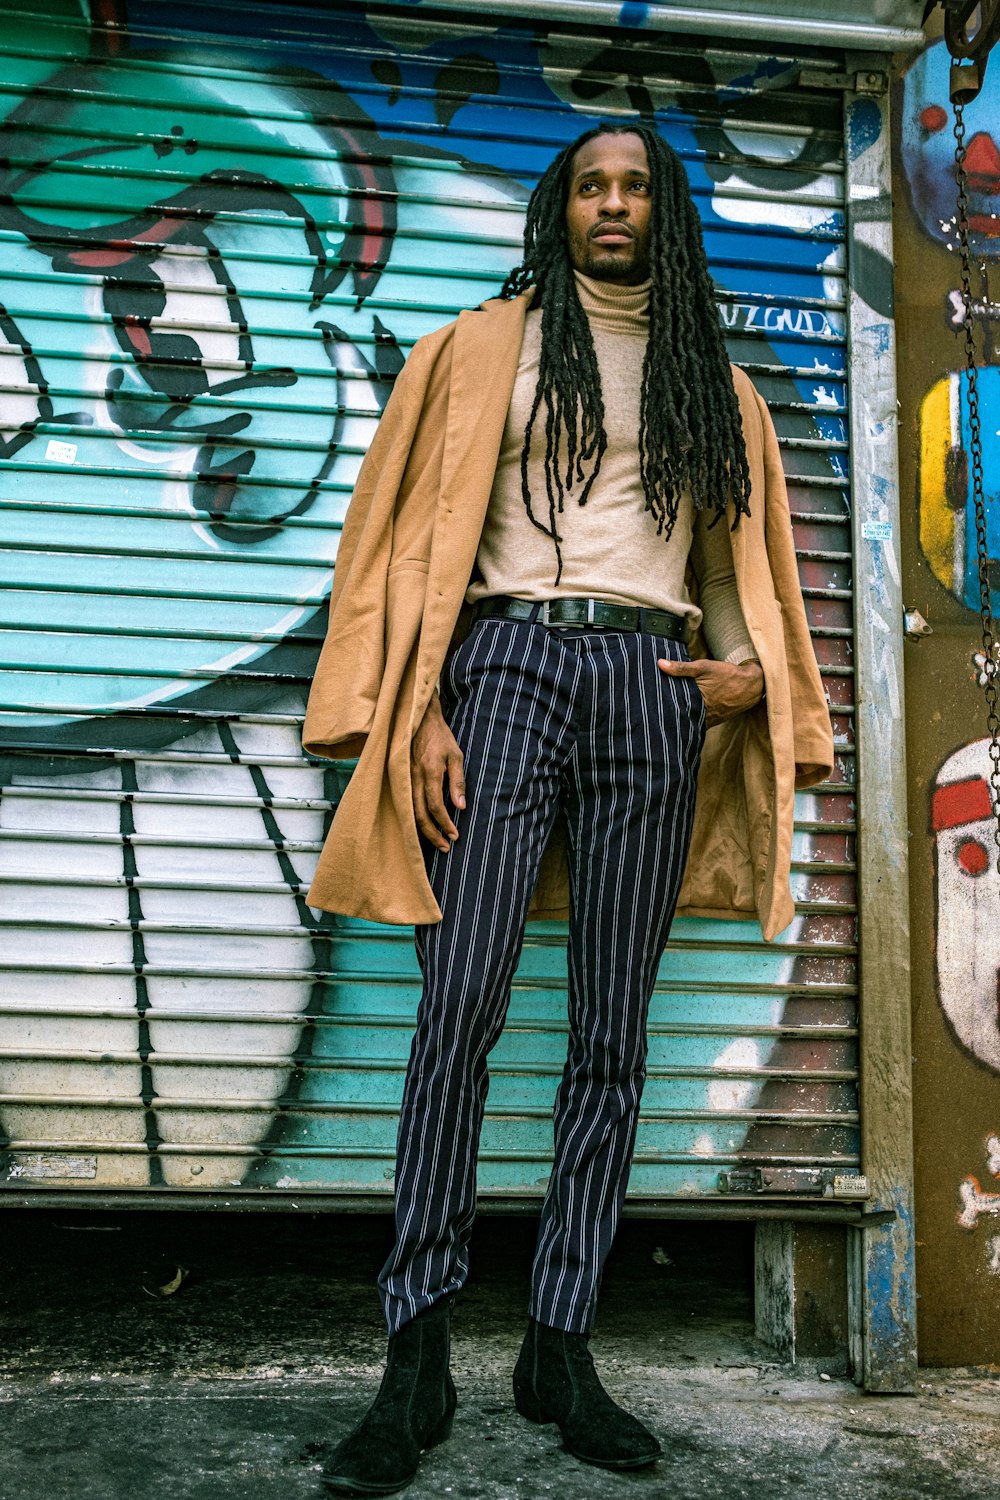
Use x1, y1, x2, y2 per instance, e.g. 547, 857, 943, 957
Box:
893, 30, 1000, 1365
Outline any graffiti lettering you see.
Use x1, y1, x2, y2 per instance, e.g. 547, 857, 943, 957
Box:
719, 303, 837, 339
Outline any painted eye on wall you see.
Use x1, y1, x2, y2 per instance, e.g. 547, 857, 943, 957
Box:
957, 838, 990, 876
919, 104, 948, 134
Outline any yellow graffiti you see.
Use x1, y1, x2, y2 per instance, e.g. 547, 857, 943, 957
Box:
919, 373, 957, 593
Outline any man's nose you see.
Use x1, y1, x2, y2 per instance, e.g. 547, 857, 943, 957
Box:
601, 184, 629, 215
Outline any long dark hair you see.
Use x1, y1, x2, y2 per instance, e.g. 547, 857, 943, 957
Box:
500, 122, 752, 580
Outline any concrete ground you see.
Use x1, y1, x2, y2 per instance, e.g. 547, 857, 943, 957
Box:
0, 1209, 997, 1500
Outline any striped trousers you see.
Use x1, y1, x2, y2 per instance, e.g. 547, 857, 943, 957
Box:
378, 616, 706, 1336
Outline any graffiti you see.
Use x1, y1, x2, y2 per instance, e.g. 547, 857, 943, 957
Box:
957, 1175, 1000, 1230
931, 737, 1000, 1074
901, 38, 1000, 258
956, 1130, 1000, 1275
919, 370, 1000, 608
0, 0, 525, 1190
903, 38, 1000, 613
945, 289, 1000, 333
0, 0, 854, 1196
719, 303, 839, 339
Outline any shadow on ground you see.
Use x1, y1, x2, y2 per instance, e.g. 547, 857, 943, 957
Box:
0, 1211, 997, 1499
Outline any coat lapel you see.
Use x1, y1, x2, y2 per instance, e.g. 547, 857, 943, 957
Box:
413, 292, 530, 714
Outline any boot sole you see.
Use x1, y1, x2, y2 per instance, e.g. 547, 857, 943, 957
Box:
566, 1443, 663, 1472
323, 1476, 414, 1498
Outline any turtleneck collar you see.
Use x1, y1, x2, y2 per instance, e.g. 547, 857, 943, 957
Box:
573, 269, 651, 332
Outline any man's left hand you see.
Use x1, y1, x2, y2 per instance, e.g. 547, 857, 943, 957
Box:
657, 657, 764, 727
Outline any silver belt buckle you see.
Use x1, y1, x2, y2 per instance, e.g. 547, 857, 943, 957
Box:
539, 599, 552, 625
586, 598, 596, 625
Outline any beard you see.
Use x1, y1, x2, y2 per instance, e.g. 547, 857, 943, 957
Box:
574, 238, 650, 284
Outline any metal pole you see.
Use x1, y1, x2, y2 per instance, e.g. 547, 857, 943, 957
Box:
843, 82, 918, 1393
371, 0, 928, 52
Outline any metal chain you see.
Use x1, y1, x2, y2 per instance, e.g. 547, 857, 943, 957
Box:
953, 98, 1000, 878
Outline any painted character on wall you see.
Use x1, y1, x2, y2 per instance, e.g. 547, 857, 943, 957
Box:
931, 736, 1000, 1267
904, 37, 1000, 614
0, 1, 524, 1189
931, 737, 1000, 1073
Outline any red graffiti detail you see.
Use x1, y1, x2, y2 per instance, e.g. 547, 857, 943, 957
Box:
64, 220, 189, 269
124, 317, 152, 358
932, 775, 992, 832
336, 125, 388, 289
957, 838, 990, 876
919, 104, 948, 134
964, 131, 1000, 195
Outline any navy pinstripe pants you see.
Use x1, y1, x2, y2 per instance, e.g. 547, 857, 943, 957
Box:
378, 617, 706, 1336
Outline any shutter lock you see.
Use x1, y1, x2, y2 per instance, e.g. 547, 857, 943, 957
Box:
718, 1167, 870, 1199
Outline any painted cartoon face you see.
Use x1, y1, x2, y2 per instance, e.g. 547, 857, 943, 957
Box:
932, 738, 1000, 1074
0, 49, 521, 729
902, 37, 1000, 255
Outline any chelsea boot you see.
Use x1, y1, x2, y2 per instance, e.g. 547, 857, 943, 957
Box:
512, 1317, 662, 1471
323, 1298, 457, 1496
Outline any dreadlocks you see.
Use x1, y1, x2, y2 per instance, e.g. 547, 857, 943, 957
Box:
500, 123, 752, 580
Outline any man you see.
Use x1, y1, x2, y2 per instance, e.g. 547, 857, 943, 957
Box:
304, 123, 834, 1495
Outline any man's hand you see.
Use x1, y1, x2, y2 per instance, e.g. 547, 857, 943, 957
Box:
657, 657, 764, 727
411, 692, 466, 852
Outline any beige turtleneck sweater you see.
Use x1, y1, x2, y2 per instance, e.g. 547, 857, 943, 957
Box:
466, 271, 757, 665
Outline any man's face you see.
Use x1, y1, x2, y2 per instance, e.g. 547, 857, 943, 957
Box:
564, 132, 652, 284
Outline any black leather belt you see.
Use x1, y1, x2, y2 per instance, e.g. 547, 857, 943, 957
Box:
472, 595, 687, 642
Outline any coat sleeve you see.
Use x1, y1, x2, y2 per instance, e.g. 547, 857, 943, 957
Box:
302, 336, 433, 760
754, 388, 835, 789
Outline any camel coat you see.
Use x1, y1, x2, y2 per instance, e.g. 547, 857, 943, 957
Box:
302, 291, 834, 941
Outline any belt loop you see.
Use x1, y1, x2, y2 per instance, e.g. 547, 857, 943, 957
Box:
586, 598, 595, 626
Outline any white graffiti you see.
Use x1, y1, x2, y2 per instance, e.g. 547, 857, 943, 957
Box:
957, 1177, 1000, 1231
718, 302, 839, 339
955, 1139, 1000, 1278
973, 647, 1000, 691
931, 739, 1000, 1074
988, 1135, 1000, 1177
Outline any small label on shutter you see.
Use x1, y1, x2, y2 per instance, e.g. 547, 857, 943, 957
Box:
8, 1153, 98, 1180
824, 1174, 870, 1200
862, 520, 892, 542
45, 439, 78, 464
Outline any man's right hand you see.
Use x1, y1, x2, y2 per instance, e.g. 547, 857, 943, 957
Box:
411, 692, 466, 852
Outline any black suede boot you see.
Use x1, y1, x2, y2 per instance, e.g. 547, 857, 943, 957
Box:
323, 1299, 457, 1496
512, 1317, 662, 1471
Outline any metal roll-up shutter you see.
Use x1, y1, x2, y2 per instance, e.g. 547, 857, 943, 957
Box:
0, 0, 857, 1204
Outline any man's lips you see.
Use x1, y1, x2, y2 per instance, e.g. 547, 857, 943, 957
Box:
591, 224, 634, 244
